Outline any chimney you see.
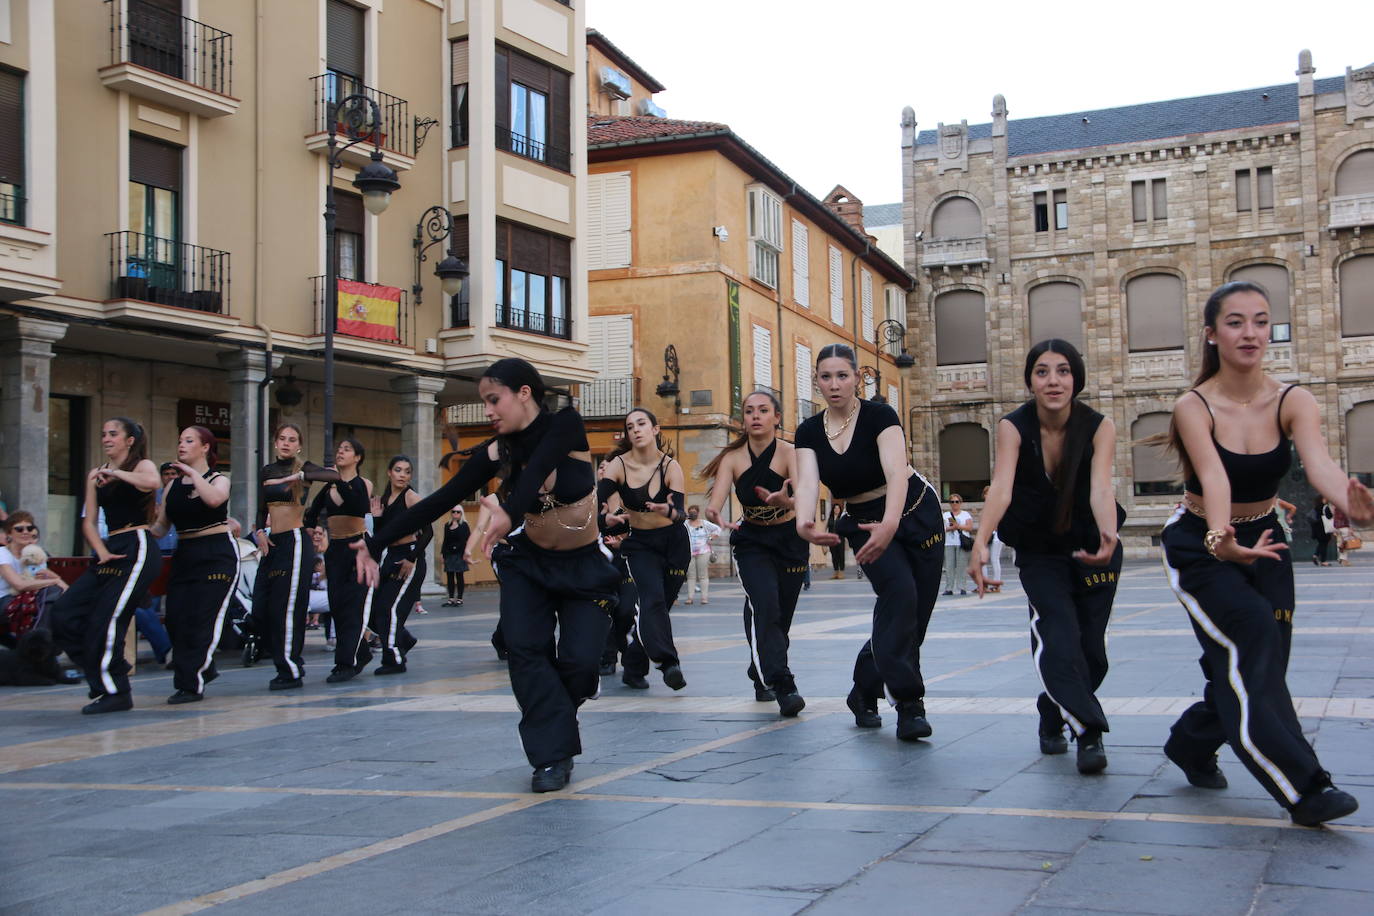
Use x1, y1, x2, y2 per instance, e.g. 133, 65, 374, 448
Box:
823, 185, 865, 234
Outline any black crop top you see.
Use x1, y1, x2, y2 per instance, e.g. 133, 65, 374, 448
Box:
305, 475, 370, 527
97, 475, 154, 531
376, 487, 434, 550
1184, 387, 1295, 503
614, 454, 670, 511
368, 407, 594, 558
794, 400, 900, 499
735, 440, 787, 507
258, 460, 340, 519
165, 471, 228, 533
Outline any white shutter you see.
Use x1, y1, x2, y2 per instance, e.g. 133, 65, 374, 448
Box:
585, 175, 605, 270
602, 171, 632, 268
828, 246, 843, 325
792, 220, 809, 308
585, 315, 609, 373
795, 343, 812, 423
887, 383, 899, 407
861, 269, 874, 342
752, 324, 772, 389
584, 314, 633, 377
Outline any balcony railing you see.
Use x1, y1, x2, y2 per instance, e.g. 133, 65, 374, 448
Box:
443, 403, 488, 426
922, 235, 989, 268
0, 183, 23, 226
496, 125, 571, 173
106, 230, 230, 313
311, 275, 410, 347
1329, 193, 1374, 230
311, 73, 412, 158
495, 303, 572, 340
107, 0, 233, 96
578, 378, 638, 418
448, 294, 469, 329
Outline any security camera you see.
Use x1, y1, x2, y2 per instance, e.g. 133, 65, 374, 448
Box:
914, 230, 924, 241
713, 226, 729, 242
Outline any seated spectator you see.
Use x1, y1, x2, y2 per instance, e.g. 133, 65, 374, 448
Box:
0, 512, 68, 647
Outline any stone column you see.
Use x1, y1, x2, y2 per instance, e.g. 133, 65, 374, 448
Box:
0, 315, 67, 530
219, 349, 281, 530
390, 374, 446, 497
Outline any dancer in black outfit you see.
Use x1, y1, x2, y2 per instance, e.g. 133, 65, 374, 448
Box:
357, 359, 617, 793
151, 425, 237, 704
365, 455, 427, 674
306, 438, 373, 683
794, 344, 944, 741
969, 340, 1125, 773
441, 507, 470, 606
598, 408, 689, 692
704, 390, 808, 716
255, 423, 340, 690
1159, 281, 1371, 827
51, 417, 162, 714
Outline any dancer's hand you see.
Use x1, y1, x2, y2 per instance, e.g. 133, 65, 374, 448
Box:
351, 539, 380, 587
398, 559, 415, 579
644, 500, 674, 519
1213, 525, 1287, 565
1072, 531, 1118, 567
755, 480, 794, 510
706, 506, 739, 532
798, 519, 840, 547
478, 494, 511, 556
968, 542, 1001, 597
854, 521, 895, 565
1346, 477, 1374, 526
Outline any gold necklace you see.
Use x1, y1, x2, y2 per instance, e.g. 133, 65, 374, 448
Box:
823, 400, 860, 441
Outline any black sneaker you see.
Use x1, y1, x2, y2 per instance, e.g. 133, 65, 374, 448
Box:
81, 693, 133, 715
1039, 723, 1069, 755
941, 590, 953, 596
1290, 786, 1360, 827
167, 690, 203, 705
374, 663, 407, 676
776, 692, 806, 718
531, 758, 573, 793
599, 660, 616, 676
846, 685, 882, 728
754, 685, 776, 702
325, 667, 357, 684
1163, 734, 1227, 789
268, 676, 303, 691
895, 701, 933, 741
1076, 730, 1108, 774
661, 665, 686, 691
622, 673, 649, 689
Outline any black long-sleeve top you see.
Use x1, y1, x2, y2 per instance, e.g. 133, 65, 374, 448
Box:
255, 459, 340, 529
304, 475, 370, 528
441, 521, 471, 556
375, 486, 434, 551
367, 407, 593, 559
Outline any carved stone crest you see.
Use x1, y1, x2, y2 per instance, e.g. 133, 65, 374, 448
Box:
1347, 65, 1374, 123
937, 120, 968, 173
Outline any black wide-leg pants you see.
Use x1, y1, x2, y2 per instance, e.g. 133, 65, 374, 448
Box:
602, 549, 639, 666
491, 535, 617, 768
1017, 545, 1122, 737
51, 530, 162, 699
253, 528, 312, 681
841, 477, 944, 705
621, 524, 688, 677
326, 534, 371, 673
1162, 507, 1324, 809
165, 532, 239, 694
365, 542, 422, 667
733, 521, 808, 692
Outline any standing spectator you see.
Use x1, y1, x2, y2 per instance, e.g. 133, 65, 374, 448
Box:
1309, 496, 1334, 566
683, 506, 721, 605
827, 503, 846, 579
980, 485, 1004, 592
441, 507, 471, 606
1275, 497, 1297, 543
942, 496, 974, 595
1333, 505, 1353, 566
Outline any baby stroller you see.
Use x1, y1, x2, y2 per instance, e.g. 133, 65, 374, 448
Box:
219, 536, 263, 667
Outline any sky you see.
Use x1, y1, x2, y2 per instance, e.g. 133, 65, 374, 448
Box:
587, 0, 1373, 207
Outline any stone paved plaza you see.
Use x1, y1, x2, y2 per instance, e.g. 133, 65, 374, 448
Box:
2, 558, 1372, 915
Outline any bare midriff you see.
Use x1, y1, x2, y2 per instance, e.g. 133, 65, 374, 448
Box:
328, 516, 367, 539
523, 492, 599, 551
266, 504, 305, 533
627, 508, 675, 530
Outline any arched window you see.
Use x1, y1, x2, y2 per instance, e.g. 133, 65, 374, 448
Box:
1335, 149, 1374, 196
939, 423, 990, 500
1229, 263, 1291, 342
1125, 273, 1185, 351
1131, 412, 1181, 496
1347, 401, 1374, 488
930, 196, 983, 239
1027, 282, 1083, 351
1340, 255, 1374, 338
934, 290, 987, 365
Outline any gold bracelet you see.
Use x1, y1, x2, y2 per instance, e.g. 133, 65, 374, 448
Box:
1203, 528, 1226, 557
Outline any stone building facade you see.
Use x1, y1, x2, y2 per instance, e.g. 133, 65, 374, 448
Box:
902, 51, 1374, 553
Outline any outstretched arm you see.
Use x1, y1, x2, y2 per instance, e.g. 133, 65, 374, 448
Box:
1288, 386, 1374, 525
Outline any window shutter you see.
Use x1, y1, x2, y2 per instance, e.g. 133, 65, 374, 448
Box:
129, 134, 182, 190
791, 220, 809, 308
794, 343, 811, 416
1131, 181, 1147, 221
549, 235, 570, 277
335, 191, 364, 235
451, 39, 468, 84
1230, 264, 1290, 327
1125, 273, 1185, 351
1028, 282, 1083, 351
326, 0, 365, 79
1151, 179, 1168, 220
1256, 167, 1274, 210
934, 290, 988, 365
861, 270, 874, 342
1342, 256, 1374, 337
585, 174, 605, 270
512, 225, 550, 273
549, 69, 571, 159
451, 214, 469, 260
887, 383, 899, 407
752, 325, 772, 389
1347, 402, 1374, 473
828, 246, 843, 325
0, 68, 24, 187
509, 51, 551, 92
1235, 170, 1252, 212
602, 171, 631, 268
1335, 150, 1374, 196
604, 314, 633, 377
1131, 413, 1177, 484
494, 48, 510, 131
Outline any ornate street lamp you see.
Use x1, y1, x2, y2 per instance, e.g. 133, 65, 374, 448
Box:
876, 317, 916, 369
656, 344, 681, 400
412, 205, 469, 306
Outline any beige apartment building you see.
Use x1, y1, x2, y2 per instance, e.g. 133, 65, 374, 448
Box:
902, 51, 1374, 553
0, 0, 589, 559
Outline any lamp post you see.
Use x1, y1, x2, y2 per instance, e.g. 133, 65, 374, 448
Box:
864, 319, 916, 406
323, 93, 401, 464
412, 205, 469, 327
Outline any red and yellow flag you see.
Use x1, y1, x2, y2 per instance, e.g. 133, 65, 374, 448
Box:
336, 279, 400, 341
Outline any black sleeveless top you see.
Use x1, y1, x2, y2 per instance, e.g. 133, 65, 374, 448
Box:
306, 475, 370, 528
735, 440, 786, 507
98, 475, 154, 531
165, 471, 228, 533
998, 401, 1125, 554
794, 400, 901, 499
1183, 387, 1295, 502
615, 454, 670, 511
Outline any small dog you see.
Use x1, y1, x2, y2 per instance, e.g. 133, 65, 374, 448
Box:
19, 544, 48, 576
0, 628, 78, 686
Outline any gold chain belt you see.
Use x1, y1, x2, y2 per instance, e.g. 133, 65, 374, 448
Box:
741, 505, 793, 524
847, 482, 927, 524
1183, 496, 1274, 525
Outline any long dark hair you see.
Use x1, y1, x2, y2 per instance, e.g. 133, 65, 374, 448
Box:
107, 417, 148, 473
337, 437, 366, 464
700, 390, 781, 479
607, 407, 674, 460
383, 454, 413, 506
475, 358, 549, 500
1023, 340, 1092, 534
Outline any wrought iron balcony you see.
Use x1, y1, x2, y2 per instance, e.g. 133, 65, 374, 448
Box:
102, 0, 236, 116
496, 125, 571, 173
106, 230, 230, 313
494, 303, 572, 340
311, 275, 411, 347
0, 183, 23, 226
443, 403, 489, 426
578, 378, 638, 418
796, 399, 819, 424
311, 73, 413, 159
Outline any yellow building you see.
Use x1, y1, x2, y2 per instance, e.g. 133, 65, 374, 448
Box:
0, 0, 590, 568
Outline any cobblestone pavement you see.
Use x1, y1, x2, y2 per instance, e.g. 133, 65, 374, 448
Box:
2, 557, 1372, 915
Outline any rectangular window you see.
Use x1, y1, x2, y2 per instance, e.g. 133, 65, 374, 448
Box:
828, 245, 844, 325
1236, 169, 1252, 212
1151, 178, 1167, 220
326, 0, 365, 79
1257, 166, 1274, 210
1131, 181, 1147, 223
511, 83, 548, 161
747, 185, 783, 289
586, 171, 632, 270
1053, 189, 1068, 230
128, 134, 182, 287
494, 219, 572, 339
1033, 191, 1049, 232
1133, 179, 1167, 222
334, 191, 364, 281
128, 0, 185, 80
861, 269, 874, 342
791, 219, 809, 308
0, 66, 24, 225
495, 45, 571, 172
450, 40, 469, 148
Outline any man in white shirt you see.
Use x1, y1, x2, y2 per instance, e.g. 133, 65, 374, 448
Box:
684, 506, 721, 605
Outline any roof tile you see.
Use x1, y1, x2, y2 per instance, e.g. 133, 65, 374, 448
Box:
588, 115, 729, 146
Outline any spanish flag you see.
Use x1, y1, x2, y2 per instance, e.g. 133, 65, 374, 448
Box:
336, 279, 400, 342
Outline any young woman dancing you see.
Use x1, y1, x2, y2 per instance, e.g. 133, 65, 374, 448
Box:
703, 390, 809, 716
151, 426, 237, 704
365, 455, 428, 674
598, 408, 689, 692
1159, 280, 1370, 826
969, 340, 1125, 773
441, 507, 471, 606
793, 344, 944, 740
305, 438, 374, 683
357, 358, 617, 793
50, 418, 162, 713
255, 423, 340, 690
